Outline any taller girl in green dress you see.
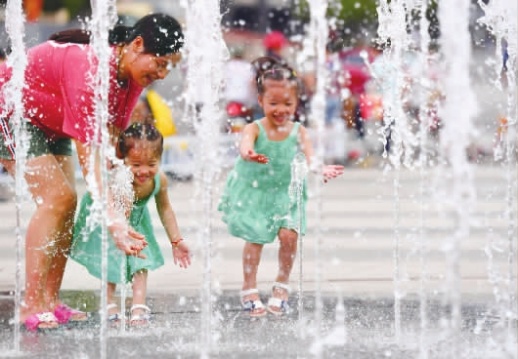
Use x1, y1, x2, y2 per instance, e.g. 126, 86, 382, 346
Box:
71, 123, 191, 327
218, 57, 344, 318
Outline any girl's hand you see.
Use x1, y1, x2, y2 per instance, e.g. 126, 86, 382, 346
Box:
172, 240, 191, 268
108, 221, 148, 258
246, 150, 269, 164
322, 165, 344, 183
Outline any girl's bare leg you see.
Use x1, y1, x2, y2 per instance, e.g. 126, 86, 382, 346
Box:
21, 155, 76, 325
276, 228, 298, 283
107, 282, 119, 318
107, 282, 117, 304
242, 242, 264, 292
131, 270, 148, 307
241, 242, 265, 315
131, 271, 149, 324
272, 228, 298, 303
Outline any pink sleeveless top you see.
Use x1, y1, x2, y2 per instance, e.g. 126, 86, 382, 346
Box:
0, 41, 143, 143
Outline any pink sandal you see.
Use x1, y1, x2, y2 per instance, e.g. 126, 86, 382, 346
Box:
24, 312, 59, 332
54, 304, 88, 324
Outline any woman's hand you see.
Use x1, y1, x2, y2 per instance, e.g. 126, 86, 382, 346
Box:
108, 221, 148, 258
322, 165, 344, 183
246, 150, 269, 164
172, 240, 191, 268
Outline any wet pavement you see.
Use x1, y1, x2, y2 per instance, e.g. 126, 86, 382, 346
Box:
0, 291, 511, 359
0, 165, 516, 358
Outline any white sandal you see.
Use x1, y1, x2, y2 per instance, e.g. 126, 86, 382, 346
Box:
130, 304, 151, 327
106, 303, 121, 322
267, 282, 291, 316
240, 288, 266, 318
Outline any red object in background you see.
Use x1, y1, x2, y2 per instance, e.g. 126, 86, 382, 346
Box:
226, 102, 249, 117
263, 31, 287, 51
226, 101, 253, 133
359, 93, 383, 121
24, 0, 44, 22
339, 46, 379, 96
344, 66, 370, 96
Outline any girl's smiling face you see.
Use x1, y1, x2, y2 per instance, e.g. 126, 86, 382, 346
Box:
125, 144, 161, 185
259, 79, 298, 128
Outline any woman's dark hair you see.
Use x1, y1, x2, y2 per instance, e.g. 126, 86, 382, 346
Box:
117, 122, 164, 159
251, 56, 298, 95
50, 13, 184, 56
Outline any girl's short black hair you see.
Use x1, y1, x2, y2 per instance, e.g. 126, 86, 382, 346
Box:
50, 13, 184, 56
117, 122, 164, 159
251, 56, 299, 95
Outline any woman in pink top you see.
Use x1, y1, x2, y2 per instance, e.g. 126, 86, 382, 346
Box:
0, 13, 184, 331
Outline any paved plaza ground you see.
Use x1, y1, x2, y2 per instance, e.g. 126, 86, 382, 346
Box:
0, 163, 515, 358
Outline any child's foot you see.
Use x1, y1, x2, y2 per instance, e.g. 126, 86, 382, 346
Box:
240, 289, 266, 318
130, 304, 151, 328
106, 303, 121, 323
267, 282, 290, 316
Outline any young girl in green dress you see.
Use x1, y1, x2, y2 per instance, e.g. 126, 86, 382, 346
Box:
218, 57, 344, 318
71, 123, 191, 326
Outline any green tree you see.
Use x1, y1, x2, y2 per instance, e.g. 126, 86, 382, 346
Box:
294, 0, 379, 46
43, 0, 90, 18
294, 0, 440, 48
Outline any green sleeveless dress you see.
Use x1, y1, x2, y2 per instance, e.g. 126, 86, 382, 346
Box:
70, 174, 165, 283
218, 120, 307, 244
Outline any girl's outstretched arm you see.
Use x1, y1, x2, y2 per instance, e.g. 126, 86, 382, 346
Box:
155, 172, 191, 268
298, 125, 344, 183
75, 140, 147, 257
239, 122, 268, 163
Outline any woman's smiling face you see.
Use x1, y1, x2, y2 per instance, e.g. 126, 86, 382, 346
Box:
120, 36, 182, 87
130, 52, 181, 87
128, 52, 181, 87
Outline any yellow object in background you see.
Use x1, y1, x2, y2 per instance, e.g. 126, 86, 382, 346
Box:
146, 89, 176, 137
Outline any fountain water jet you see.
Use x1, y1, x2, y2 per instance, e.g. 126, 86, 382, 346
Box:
478, 0, 518, 354
182, 0, 226, 355
85, 1, 120, 357
3, 0, 28, 354
376, 0, 420, 343
304, 0, 336, 355
436, 0, 478, 356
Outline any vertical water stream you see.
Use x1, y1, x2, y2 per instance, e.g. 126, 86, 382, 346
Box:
182, 0, 226, 355
4, 0, 27, 354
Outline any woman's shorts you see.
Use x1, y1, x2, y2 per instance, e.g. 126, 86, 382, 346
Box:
0, 118, 72, 160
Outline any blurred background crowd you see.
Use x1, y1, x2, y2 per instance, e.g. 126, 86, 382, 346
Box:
0, 0, 505, 168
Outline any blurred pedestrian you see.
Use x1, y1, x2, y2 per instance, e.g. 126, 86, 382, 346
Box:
325, 43, 344, 127
222, 45, 257, 130
263, 31, 287, 65
0, 48, 6, 64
